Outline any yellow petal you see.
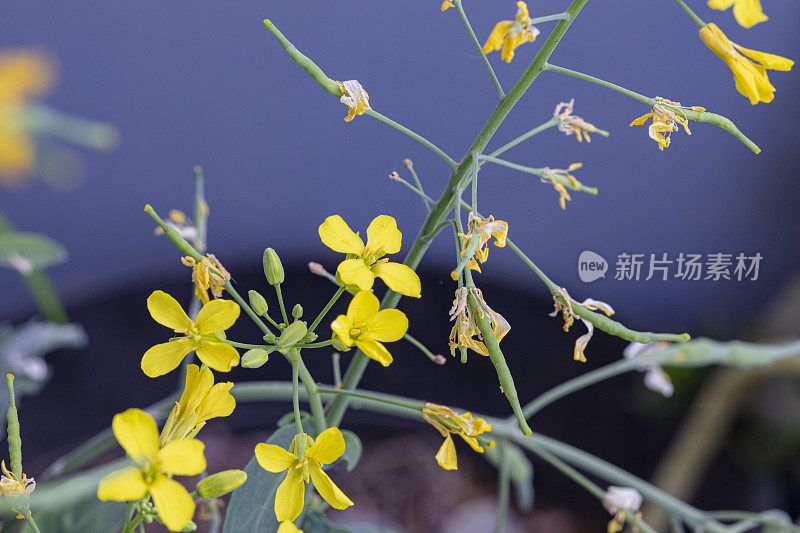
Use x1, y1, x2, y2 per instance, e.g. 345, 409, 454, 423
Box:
150, 475, 196, 532
482, 21, 513, 54
459, 434, 485, 453
347, 290, 380, 326
365, 215, 402, 255
177, 364, 212, 415
196, 382, 236, 421
337, 259, 375, 291
196, 341, 240, 372
441, 0, 455, 11
195, 299, 240, 333
366, 309, 408, 343
371, 262, 421, 298
355, 337, 393, 367
0, 123, 34, 181
141, 339, 194, 378
308, 461, 353, 510
275, 468, 305, 522
707, 0, 736, 9
158, 439, 206, 476
330, 314, 355, 347
435, 435, 458, 470
255, 443, 297, 472
733, 42, 794, 71
112, 408, 159, 462
97, 467, 148, 502
318, 215, 365, 255
278, 522, 303, 533
629, 113, 653, 127
147, 291, 193, 331
305, 427, 345, 465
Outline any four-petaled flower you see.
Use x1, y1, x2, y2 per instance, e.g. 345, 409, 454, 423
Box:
181, 254, 231, 305
630, 97, 705, 151
331, 290, 408, 367
708, 0, 767, 28
423, 403, 494, 470
319, 214, 421, 298
142, 290, 241, 377
699, 23, 793, 105
338, 80, 370, 122
482, 1, 540, 63
97, 408, 206, 532
549, 287, 614, 362
255, 427, 354, 523
457, 213, 508, 274
448, 287, 510, 357
160, 364, 236, 445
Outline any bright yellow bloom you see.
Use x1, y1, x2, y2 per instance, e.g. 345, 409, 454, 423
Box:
278, 522, 304, 533
708, 0, 767, 28
319, 214, 421, 298
181, 254, 231, 305
331, 290, 408, 367
540, 163, 584, 210
160, 364, 235, 445
142, 290, 240, 377
0, 49, 55, 186
422, 403, 493, 470
441, 0, 455, 11
338, 80, 370, 122
700, 23, 793, 105
482, 1, 540, 63
554, 99, 601, 143
448, 287, 510, 357
457, 213, 508, 274
97, 409, 206, 532
549, 287, 614, 362
255, 427, 353, 523
630, 97, 705, 151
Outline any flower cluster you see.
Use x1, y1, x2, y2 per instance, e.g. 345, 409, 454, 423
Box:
423, 403, 494, 470
448, 287, 510, 357
482, 1, 540, 63
456, 212, 508, 275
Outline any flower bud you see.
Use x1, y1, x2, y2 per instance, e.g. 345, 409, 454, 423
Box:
403, 158, 413, 168
248, 290, 269, 316
332, 337, 350, 352
263, 247, 285, 285
278, 321, 308, 351
197, 470, 248, 500
242, 348, 271, 368
263, 333, 278, 343
308, 262, 327, 276
434, 355, 446, 365
292, 304, 303, 319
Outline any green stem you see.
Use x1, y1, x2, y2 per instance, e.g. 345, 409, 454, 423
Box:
275, 284, 289, 324
530, 13, 571, 24
405, 164, 429, 213
487, 118, 559, 159
332, 353, 342, 387
671, 0, 706, 27
193, 166, 208, 252
545, 63, 652, 106
295, 340, 334, 349
480, 154, 598, 196
19, 507, 40, 533
316, 386, 424, 413
225, 340, 272, 350
291, 351, 304, 440
365, 109, 457, 168
403, 333, 439, 363
453, 0, 505, 99
298, 359, 326, 433
393, 175, 434, 210
308, 286, 345, 334
493, 444, 511, 533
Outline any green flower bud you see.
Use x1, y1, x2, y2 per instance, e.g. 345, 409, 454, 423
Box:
263, 333, 278, 343
197, 470, 248, 500
179, 520, 197, 531
248, 290, 269, 316
278, 321, 307, 351
292, 304, 303, 319
242, 348, 272, 368
332, 337, 350, 352
263, 247, 285, 285
302, 332, 318, 343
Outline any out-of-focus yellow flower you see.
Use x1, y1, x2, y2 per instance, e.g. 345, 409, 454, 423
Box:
331, 290, 408, 367
699, 23, 793, 104
482, 1, 540, 63
457, 212, 508, 275
630, 97, 705, 151
603, 486, 643, 533
319, 214, 421, 298
97, 409, 206, 532
154, 209, 205, 251
181, 254, 231, 305
422, 403, 493, 470
554, 99, 601, 143
278, 522, 304, 533
142, 290, 240, 377
255, 427, 353, 523
160, 364, 235, 445
541, 163, 582, 210
0, 49, 55, 186
549, 287, 614, 362
441, 0, 455, 11
448, 287, 510, 357
338, 80, 370, 122
708, 0, 767, 28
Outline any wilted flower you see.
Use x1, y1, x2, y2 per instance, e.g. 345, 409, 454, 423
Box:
603, 486, 643, 533
482, 1, 540, 63
623, 341, 674, 397
541, 163, 583, 210
154, 209, 204, 251
338, 80, 370, 122
549, 287, 614, 362
423, 403, 494, 470
554, 99, 601, 143
630, 97, 705, 150
181, 254, 231, 305
457, 212, 508, 274
448, 287, 510, 357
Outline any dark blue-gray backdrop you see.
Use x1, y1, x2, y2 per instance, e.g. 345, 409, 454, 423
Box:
1, 0, 799, 334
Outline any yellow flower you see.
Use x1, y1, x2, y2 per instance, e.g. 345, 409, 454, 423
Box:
181, 254, 231, 305
457, 213, 508, 274
448, 287, 510, 357
549, 287, 614, 362
278, 522, 304, 533
338, 80, 370, 122
554, 99, 600, 143
160, 364, 235, 445
707, 0, 767, 28
97, 409, 206, 532
154, 209, 205, 251
699, 23, 794, 105
255, 427, 353, 523
441, 0, 455, 11
142, 290, 240, 377
422, 403, 493, 470
482, 1, 540, 63
330, 290, 408, 367
630, 97, 705, 151
0, 49, 55, 186
0, 461, 35, 498
319, 214, 421, 298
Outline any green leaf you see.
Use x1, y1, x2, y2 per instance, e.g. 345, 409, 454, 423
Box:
223, 425, 296, 533
483, 443, 534, 511
299, 509, 401, 533
32, 497, 125, 533
0, 232, 67, 270
650, 338, 800, 369
340, 430, 362, 472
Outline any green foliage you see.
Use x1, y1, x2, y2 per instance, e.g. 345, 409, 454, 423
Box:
0, 232, 67, 270
339, 430, 362, 472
